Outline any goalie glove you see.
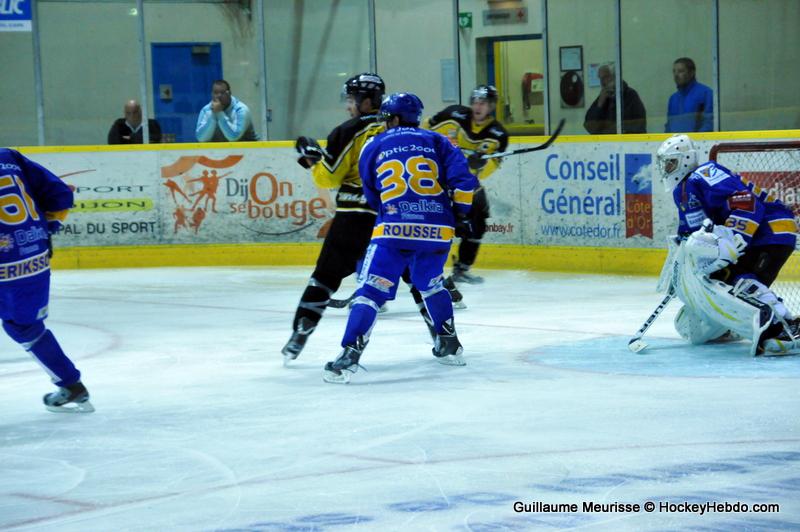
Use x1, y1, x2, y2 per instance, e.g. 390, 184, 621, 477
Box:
295, 136, 325, 169
467, 152, 488, 172
686, 220, 747, 275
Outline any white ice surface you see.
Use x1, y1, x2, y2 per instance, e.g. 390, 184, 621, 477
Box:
0, 267, 798, 532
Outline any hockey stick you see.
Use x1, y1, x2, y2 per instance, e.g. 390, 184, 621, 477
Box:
482, 119, 566, 160
327, 293, 354, 309
628, 291, 675, 353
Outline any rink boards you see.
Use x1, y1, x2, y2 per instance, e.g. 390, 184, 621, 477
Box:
16, 129, 800, 276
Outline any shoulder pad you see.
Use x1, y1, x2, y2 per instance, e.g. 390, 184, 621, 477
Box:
436, 105, 471, 122
690, 161, 732, 187
488, 124, 508, 138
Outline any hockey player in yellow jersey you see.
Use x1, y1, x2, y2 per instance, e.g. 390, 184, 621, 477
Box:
423, 85, 509, 284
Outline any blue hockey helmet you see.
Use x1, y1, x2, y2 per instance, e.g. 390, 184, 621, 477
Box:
379, 92, 424, 126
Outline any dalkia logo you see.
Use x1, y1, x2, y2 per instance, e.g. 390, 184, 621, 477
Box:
160, 155, 329, 236
0, 233, 13, 252
624, 154, 653, 239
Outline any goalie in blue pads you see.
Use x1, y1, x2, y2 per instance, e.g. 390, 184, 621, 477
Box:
323, 93, 480, 383
657, 135, 799, 355
0, 149, 93, 412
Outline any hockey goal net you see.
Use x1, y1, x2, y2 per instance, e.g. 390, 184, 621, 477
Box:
710, 140, 800, 313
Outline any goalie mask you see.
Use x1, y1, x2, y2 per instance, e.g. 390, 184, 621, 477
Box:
656, 134, 699, 193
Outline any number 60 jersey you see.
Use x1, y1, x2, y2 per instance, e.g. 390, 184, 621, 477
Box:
358, 126, 480, 251
0, 149, 73, 275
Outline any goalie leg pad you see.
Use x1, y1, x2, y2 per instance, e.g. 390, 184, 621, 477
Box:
674, 243, 772, 354
732, 277, 792, 320
674, 305, 729, 344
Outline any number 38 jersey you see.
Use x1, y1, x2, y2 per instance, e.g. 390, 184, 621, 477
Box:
0, 149, 73, 279
674, 161, 798, 247
358, 127, 479, 251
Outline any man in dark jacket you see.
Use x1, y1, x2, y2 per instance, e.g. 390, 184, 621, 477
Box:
108, 100, 162, 144
584, 64, 646, 134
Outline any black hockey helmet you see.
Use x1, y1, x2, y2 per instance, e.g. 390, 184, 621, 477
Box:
470, 84, 499, 104
343, 72, 386, 108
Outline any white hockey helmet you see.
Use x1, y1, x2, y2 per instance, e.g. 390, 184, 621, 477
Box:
656, 134, 698, 192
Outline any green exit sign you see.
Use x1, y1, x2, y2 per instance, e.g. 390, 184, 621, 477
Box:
458, 12, 472, 29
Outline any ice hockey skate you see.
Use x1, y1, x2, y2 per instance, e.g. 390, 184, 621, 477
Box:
323, 338, 367, 384
282, 317, 316, 365
432, 319, 466, 366
760, 318, 800, 356
43, 381, 94, 413
443, 276, 467, 309
451, 261, 483, 285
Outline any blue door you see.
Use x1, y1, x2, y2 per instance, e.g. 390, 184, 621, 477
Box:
152, 43, 222, 143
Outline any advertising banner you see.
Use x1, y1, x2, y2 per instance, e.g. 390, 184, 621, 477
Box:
24, 136, 788, 252
31, 148, 334, 249
0, 0, 31, 32
513, 141, 671, 248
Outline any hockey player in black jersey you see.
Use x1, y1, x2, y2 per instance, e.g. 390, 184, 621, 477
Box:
424, 85, 509, 284
282, 73, 386, 364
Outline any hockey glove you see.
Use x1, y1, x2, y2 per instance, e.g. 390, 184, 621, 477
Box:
295, 136, 325, 169
45, 210, 68, 234
467, 152, 488, 172
46, 220, 63, 234
454, 212, 473, 239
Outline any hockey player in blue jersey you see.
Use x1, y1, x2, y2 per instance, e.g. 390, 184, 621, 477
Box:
0, 149, 93, 412
323, 93, 480, 383
657, 134, 800, 354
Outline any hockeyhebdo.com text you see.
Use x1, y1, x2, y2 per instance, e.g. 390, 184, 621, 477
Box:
512, 500, 780, 515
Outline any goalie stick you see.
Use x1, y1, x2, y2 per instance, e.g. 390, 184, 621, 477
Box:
629, 221, 713, 353
481, 119, 565, 160
628, 291, 675, 353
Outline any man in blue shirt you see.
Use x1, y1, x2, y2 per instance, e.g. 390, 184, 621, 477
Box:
322, 93, 479, 383
196, 80, 259, 142
665, 58, 714, 133
0, 149, 93, 412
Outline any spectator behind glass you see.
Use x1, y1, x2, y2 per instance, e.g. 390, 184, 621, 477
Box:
584, 63, 646, 134
665, 57, 714, 133
108, 100, 162, 144
195, 79, 259, 142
